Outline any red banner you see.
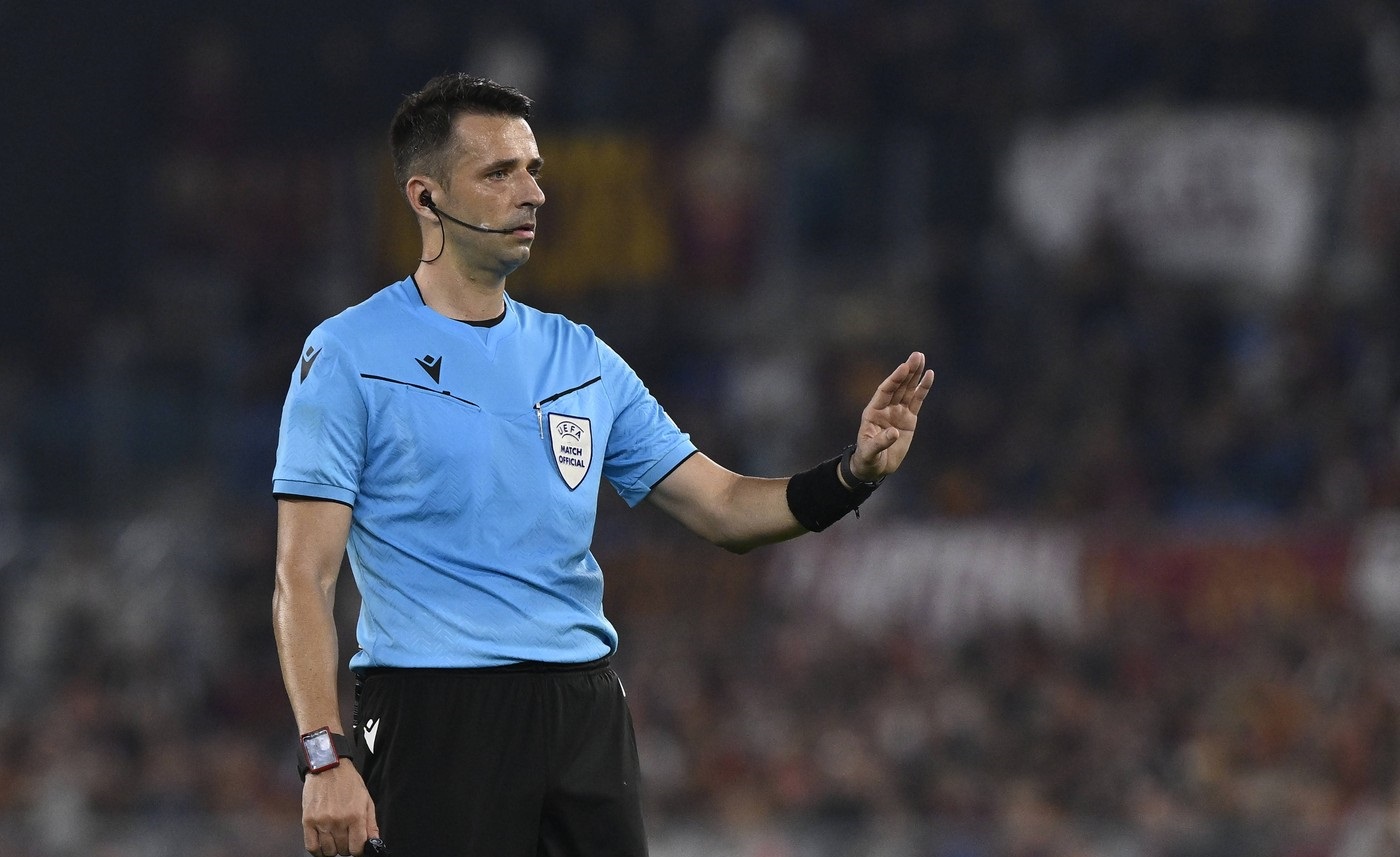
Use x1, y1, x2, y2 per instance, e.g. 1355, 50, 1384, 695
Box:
1085, 526, 1352, 634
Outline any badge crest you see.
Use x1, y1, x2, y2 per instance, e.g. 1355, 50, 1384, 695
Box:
547, 413, 592, 490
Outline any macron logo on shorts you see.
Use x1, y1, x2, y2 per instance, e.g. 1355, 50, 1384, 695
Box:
363, 718, 380, 754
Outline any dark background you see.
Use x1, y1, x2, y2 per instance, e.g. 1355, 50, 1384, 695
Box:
2, 2, 1399, 855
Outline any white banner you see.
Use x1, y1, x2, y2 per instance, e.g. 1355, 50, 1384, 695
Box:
1351, 511, 1400, 633
768, 522, 1083, 641
1002, 108, 1337, 297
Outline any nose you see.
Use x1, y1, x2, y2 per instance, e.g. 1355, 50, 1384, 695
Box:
521, 174, 545, 209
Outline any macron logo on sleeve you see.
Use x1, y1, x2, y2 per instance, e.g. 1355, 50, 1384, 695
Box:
299, 346, 323, 382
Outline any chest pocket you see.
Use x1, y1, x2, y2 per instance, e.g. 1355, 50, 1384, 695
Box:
360, 375, 490, 482
534, 376, 604, 491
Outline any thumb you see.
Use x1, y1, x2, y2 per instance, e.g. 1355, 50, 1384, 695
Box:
855, 428, 899, 468
870, 426, 900, 452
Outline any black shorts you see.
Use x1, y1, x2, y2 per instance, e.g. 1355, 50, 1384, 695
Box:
353, 659, 648, 857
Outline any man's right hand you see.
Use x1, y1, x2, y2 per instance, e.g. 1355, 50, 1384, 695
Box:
303, 763, 379, 857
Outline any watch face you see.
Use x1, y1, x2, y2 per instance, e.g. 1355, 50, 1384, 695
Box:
303, 729, 338, 770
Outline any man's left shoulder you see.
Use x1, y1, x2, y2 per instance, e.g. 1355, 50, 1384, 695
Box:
511, 298, 600, 346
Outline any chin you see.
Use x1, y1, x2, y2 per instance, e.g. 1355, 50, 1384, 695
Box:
499, 249, 531, 276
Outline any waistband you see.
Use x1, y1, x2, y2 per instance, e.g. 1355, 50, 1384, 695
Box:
356, 655, 612, 677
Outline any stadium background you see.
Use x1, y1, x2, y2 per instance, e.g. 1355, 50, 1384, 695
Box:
3, 1, 1400, 854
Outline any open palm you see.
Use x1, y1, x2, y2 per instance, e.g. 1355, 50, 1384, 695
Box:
851, 351, 936, 483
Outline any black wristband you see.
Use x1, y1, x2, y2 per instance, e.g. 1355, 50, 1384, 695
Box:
786, 446, 881, 532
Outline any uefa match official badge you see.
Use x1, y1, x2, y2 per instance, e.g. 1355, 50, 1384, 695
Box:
548, 413, 593, 490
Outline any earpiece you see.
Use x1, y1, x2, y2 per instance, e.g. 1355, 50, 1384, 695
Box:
419, 190, 435, 209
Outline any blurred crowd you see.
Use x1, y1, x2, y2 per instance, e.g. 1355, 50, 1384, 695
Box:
620, 603, 1400, 857
4, 0, 1400, 854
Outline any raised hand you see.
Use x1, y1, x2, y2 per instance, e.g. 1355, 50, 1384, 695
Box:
849, 351, 936, 483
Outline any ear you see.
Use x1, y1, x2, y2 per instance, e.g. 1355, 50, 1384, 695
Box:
406, 177, 438, 217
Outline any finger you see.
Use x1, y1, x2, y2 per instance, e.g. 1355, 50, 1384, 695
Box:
871, 359, 916, 408
352, 790, 381, 856
891, 355, 930, 397
318, 830, 338, 857
897, 353, 927, 399
903, 351, 924, 380
349, 814, 369, 857
905, 369, 936, 414
334, 826, 353, 857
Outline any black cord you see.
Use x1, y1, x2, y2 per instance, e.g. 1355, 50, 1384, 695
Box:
419, 215, 446, 264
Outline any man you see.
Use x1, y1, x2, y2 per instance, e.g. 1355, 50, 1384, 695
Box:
272, 74, 934, 857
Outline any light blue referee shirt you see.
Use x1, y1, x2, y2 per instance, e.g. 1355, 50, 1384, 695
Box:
273, 277, 697, 669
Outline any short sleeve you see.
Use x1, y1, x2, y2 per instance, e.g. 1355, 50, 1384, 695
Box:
597, 339, 697, 507
272, 329, 367, 505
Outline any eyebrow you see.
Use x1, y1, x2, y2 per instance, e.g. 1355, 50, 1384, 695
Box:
483, 156, 544, 173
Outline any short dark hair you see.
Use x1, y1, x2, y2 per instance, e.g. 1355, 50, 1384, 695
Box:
389, 74, 534, 194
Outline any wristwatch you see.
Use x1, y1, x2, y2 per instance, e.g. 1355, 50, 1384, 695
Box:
297, 726, 353, 781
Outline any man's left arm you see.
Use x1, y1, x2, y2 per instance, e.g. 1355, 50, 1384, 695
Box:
647, 351, 935, 553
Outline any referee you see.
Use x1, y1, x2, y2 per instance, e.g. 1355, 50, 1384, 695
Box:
272, 74, 935, 857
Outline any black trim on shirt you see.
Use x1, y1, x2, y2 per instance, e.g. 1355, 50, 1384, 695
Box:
360, 373, 479, 407
537, 376, 603, 408
459, 308, 507, 328
408, 276, 507, 327
273, 493, 353, 507
650, 450, 700, 490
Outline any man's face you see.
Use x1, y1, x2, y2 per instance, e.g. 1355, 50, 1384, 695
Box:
439, 112, 546, 271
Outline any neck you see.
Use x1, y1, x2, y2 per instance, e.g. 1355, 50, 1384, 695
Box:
413, 265, 507, 322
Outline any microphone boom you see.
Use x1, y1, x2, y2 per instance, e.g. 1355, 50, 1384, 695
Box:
431, 203, 519, 235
